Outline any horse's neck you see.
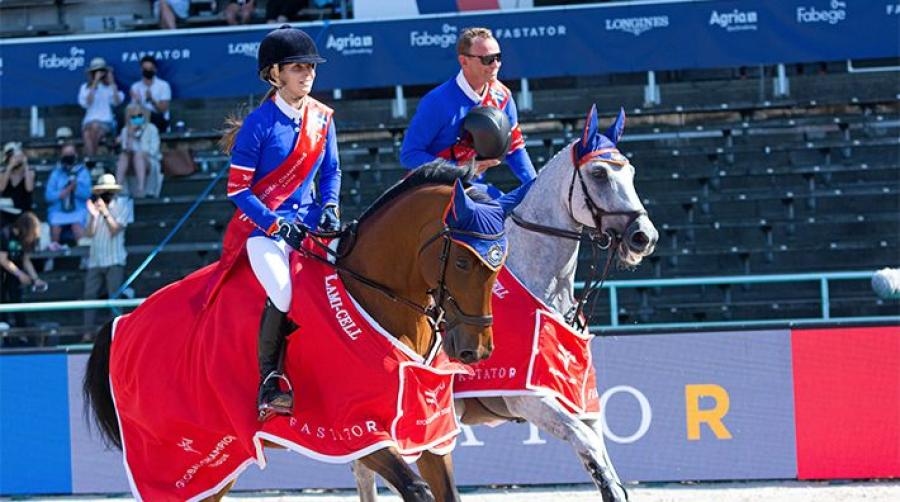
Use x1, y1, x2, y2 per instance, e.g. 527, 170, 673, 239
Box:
337, 189, 443, 357
506, 145, 582, 315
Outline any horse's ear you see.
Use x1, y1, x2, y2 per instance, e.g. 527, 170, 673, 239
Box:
581, 104, 599, 147
497, 179, 534, 217
450, 179, 476, 221
604, 107, 626, 146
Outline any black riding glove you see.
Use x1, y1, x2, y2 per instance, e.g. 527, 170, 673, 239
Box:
275, 219, 306, 251
318, 205, 341, 232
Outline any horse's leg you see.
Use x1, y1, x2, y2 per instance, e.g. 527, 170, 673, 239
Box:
505, 395, 628, 502
201, 479, 236, 502
415, 451, 460, 502
351, 459, 380, 502
582, 416, 628, 501
360, 448, 434, 502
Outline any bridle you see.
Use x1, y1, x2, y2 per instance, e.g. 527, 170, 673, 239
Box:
510, 145, 647, 330
303, 225, 497, 335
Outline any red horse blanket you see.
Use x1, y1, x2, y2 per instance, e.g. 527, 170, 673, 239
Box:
454, 268, 600, 417
109, 242, 467, 501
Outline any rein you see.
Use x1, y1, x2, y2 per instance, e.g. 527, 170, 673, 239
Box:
301, 225, 496, 334
510, 149, 647, 331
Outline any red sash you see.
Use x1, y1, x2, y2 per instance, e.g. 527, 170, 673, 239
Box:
436, 80, 523, 163
209, 97, 333, 301
454, 267, 600, 417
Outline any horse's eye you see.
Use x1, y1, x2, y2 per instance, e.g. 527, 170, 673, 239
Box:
455, 256, 471, 271
592, 167, 609, 181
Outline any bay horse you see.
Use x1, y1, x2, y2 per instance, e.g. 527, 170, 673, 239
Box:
83, 162, 531, 502
353, 106, 658, 502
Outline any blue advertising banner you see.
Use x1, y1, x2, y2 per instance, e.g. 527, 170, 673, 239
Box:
44, 328, 797, 496
0, 0, 897, 108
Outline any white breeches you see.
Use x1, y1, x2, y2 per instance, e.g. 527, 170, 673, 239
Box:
247, 236, 292, 312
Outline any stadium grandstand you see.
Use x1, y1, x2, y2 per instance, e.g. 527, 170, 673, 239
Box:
0, 0, 898, 498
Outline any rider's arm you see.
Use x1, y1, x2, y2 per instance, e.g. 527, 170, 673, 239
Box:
226, 116, 281, 235
317, 120, 341, 208
399, 94, 442, 170
503, 97, 536, 183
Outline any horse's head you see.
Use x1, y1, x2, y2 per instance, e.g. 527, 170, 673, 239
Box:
569, 105, 658, 267
419, 179, 530, 364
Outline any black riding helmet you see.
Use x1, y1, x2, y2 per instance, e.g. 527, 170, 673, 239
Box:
462, 106, 512, 160
258, 24, 326, 76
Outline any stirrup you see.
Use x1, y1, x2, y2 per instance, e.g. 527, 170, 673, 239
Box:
257, 372, 294, 422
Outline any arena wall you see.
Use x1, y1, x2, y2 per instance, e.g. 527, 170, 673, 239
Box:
1, 325, 896, 496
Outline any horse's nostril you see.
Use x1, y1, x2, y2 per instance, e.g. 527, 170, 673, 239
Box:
459, 350, 476, 363
630, 230, 650, 248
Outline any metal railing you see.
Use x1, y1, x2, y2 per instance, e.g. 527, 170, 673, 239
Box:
3, 271, 897, 340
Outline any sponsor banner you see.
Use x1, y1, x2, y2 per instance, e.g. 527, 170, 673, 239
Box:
792, 326, 900, 479
0, 353, 72, 495
1, 0, 898, 108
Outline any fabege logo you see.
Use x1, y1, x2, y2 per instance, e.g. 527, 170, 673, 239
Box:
797, 0, 847, 25
228, 41, 260, 58
709, 9, 759, 31
326, 33, 374, 55
38, 46, 85, 71
410, 23, 457, 48
605, 15, 669, 36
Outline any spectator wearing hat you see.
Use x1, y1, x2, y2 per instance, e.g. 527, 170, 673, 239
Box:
154, 0, 190, 29
82, 173, 130, 339
116, 102, 162, 198
55, 126, 75, 145
129, 55, 172, 133
0, 141, 35, 229
45, 142, 92, 250
0, 210, 46, 339
78, 57, 124, 156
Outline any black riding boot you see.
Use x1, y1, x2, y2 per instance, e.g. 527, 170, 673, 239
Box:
257, 299, 293, 422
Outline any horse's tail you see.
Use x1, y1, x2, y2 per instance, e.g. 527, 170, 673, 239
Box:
82, 320, 122, 449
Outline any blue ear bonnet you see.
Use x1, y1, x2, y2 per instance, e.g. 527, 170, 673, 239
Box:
575, 105, 626, 166
443, 180, 533, 270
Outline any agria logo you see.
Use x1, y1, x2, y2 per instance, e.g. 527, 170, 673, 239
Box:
709, 9, 759, 31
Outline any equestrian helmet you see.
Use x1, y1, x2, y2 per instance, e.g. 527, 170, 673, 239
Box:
462, 106, 512, 160
258, 25, 326, 74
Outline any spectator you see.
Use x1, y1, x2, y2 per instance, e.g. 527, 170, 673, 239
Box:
129, 55, 172, 133
0, 142, 35, 229
399, 27, 535, 198
82, 174, 130, 341
0, 211, 46, 339
155, 0, 190, 29
872, 267, 900, 300
78, 57, 124, 156
44, 143, 92, 250
116, 103, 161, 198
224, 0, 256, 25
266, 0, 307, 23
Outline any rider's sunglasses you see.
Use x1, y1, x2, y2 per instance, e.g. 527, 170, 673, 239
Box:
463, 53, 502, 65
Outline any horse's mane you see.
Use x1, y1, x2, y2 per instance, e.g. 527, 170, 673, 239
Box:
356, 160, 490, 224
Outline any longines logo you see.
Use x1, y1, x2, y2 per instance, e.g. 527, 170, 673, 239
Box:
228, 41, 260, 58
121, 49, 191, 63
38, 46, 85, 71
326, 33, 374, 55
493, 24, 567, 39
796, 0, 847, 24
410, 24, 457, 48
709, 9, 759, 31
605, 15, 669, 36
